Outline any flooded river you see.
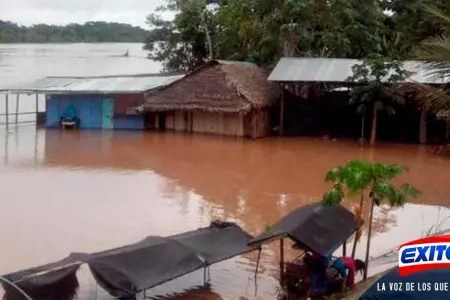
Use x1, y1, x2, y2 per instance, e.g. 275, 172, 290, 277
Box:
1, 43, 450, 299
1, 127, 450, 299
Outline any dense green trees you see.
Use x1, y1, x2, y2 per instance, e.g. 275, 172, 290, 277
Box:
0, 21, 148, 43
144, 0, 218, 71
144, 0, 450, 72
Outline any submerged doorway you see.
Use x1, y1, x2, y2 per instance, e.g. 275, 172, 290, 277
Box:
102, 97, 114, 129
157, 112, 166, 130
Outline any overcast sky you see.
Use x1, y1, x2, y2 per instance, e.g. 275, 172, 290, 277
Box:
0, 0, 169, 28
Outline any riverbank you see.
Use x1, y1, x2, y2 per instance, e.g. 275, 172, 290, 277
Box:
0, 21, 148, 44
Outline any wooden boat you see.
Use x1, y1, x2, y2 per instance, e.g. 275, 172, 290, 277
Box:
247, 202, 358, 299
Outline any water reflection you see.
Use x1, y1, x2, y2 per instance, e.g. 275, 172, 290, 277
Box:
352, 203, 450, 278
40, 130, 450, 231
149, 283, 222, 300
1, 128, 450, 299
0, 126, 44, 167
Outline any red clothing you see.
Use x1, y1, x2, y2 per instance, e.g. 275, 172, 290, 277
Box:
341, 257, 356, 289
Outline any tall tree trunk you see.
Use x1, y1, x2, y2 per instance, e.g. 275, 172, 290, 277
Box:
201, 10, 213, 60
370, 106, 378, 146
419, 108, 427, 144
364, 197, 375, 280
359, 113, 365, 146
351, 192, 364, 259
279, 90, 285, 136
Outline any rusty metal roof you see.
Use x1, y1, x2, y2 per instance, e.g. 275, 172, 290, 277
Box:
268, 57, 448, 84
0, 73, 185, 94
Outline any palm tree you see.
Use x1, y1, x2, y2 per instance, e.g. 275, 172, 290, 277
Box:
415, 5, 450, 79
321, 160, 421, 280
409, 4, 450, 143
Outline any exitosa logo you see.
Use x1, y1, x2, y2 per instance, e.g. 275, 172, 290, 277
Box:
398, 235, 450, 276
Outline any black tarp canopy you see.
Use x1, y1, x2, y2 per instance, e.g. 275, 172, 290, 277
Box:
3, 221, 256, 298
248, 203, 357, 257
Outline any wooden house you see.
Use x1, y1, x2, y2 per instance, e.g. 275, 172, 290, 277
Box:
134, 60, 280, 138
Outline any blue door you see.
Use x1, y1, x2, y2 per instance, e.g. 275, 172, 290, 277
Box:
102, 97, 114, 129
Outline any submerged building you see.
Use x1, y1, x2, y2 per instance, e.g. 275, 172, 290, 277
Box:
268, 57, 449, 143
131, 60, 280, 138
3, 73, 183, 130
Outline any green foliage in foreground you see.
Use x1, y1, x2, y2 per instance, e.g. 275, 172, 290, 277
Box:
322, 159, 421, 280
0, 21, 149, 43
322, 159, 421, 207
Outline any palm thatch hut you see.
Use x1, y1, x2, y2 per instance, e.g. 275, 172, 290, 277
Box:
133, 60, 280, 138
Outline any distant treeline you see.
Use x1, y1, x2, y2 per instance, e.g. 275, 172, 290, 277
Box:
0, 21, 149, 43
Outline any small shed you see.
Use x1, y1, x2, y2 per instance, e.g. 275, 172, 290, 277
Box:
133, 60, 280, 138
2, 74, 183, 130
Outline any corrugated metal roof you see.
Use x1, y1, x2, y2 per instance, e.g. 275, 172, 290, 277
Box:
0, 74, 185, 94
268, 57, 448, 84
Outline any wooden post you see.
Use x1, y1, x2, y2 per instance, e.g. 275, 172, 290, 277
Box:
35, 93, 39, 122
359, 112, 365, 146
252, 110, 257, 139
419, 108, 427, 144
34, 125, 38, 164
5, 93, 9, 127
351, 231, 358, 259
447, 120, 450, 141
15, 93, 20, 124
254, 248, 262, 278
3, 121, 8, 165
370, 106, 378, 146
279, 238, 284, 285
343, 239, 347, 256
351, 196, 364, 259
364, 198, 375, 280
279, 88, 285, 136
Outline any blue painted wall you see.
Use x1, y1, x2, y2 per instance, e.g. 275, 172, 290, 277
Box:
46, 95, 103, 128
113, 116, 144, 130
46, 94, 145, 130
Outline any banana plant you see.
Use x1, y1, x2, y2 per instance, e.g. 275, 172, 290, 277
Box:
322, 159, 421, 280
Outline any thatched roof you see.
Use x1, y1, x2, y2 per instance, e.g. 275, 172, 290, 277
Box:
397, 82, 450, 112
140, 60, 280, 114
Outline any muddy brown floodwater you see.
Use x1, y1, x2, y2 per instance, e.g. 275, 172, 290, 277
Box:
1, 127, 450, 300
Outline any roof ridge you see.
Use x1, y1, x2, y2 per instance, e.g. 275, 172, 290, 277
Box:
217, 64, 254, 106
219, 63, 277, 108
46, 73, 184, 79
280, 57, 428, 64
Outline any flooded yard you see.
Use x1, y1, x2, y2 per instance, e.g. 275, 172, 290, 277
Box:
1, 126, 450, 299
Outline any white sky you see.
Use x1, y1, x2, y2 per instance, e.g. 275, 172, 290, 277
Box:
0, 0, 171, 28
